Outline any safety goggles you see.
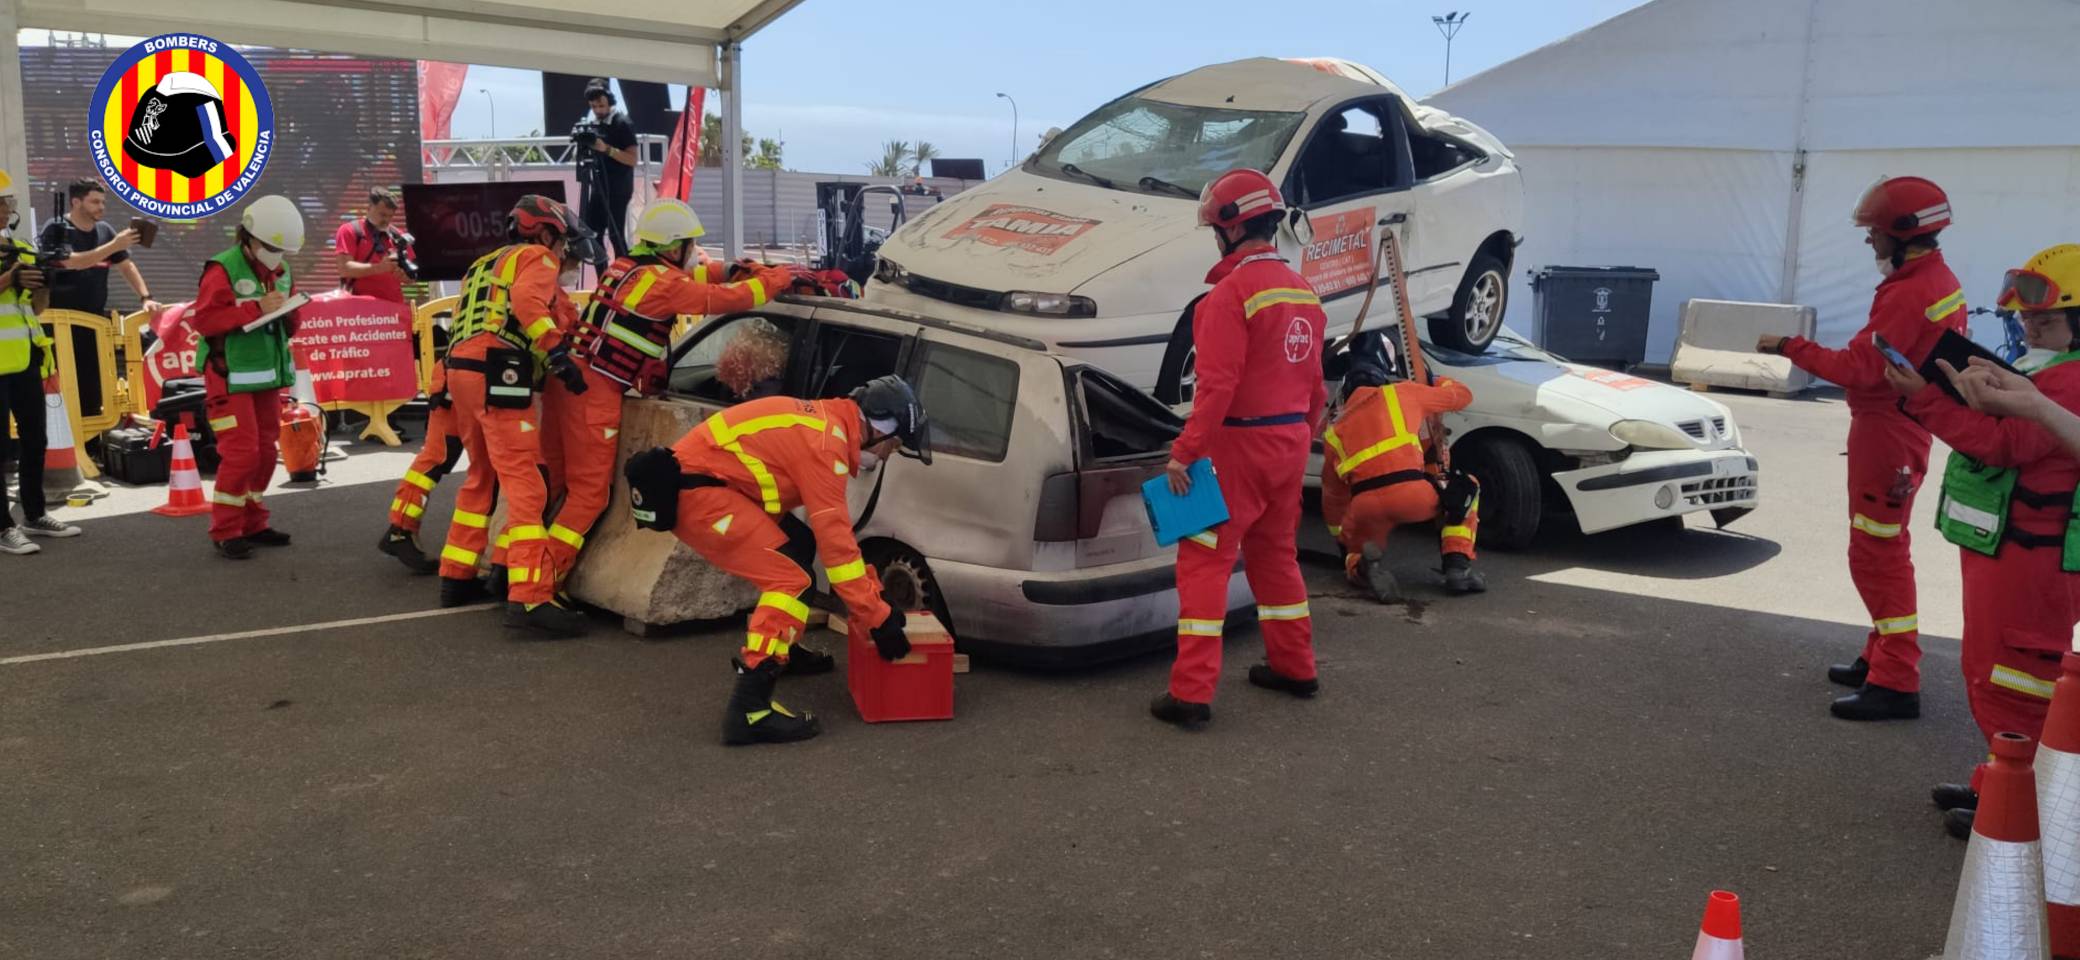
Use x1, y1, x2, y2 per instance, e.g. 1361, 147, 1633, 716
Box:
1999, 269, 2066, 312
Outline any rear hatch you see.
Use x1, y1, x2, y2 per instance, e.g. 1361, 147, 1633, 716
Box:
1033, 364, 1183, 566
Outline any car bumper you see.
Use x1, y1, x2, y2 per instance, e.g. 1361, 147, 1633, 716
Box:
930, 552, 1252, 656
1551, 447, 1760, 535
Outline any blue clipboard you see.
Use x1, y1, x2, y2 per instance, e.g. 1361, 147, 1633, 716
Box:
1141, 458, 1228, 547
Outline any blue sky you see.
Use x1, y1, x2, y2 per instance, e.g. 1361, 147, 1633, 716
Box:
459, 0, 1653, 175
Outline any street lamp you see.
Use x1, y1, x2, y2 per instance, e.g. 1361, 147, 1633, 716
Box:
995, 92, 1019, 173
1432, 11, 1471, 87
478, 88, 495, 138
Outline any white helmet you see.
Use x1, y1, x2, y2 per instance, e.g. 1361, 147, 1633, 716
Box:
632, 199, 704, 246
241, 194, 305, 252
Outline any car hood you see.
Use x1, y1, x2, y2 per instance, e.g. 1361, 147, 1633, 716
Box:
878, 169, 1198, 294
1436, 337, 1730, 429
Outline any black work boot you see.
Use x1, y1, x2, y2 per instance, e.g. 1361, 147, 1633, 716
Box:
722, 659, 822, 746
1827, 656, 1870, 688
214, 537, 253, 560
485, 565, 510, 601
1248, 664, 1320, 699
379, 526, 440, 574
246, 528, 292, 547
1357, 544, 1402, 604
504, 600, 587, 639
1944, 807, 1975, 840
1932, 783, 1979, 812
1441, 553, 1487, 595
1149, 692, 1212, 730
1829, 683, 1920, 721
784, 643, 835, 676
440, 576, 487, 608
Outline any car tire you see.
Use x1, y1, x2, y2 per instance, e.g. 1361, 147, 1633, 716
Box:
1153, 295, 1205, 407
1453, 434, 1541, 551
861, 539, 956, 641
1430, 251, 1509, 355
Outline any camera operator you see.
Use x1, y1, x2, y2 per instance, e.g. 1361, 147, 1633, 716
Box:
41, 179, 161, 422
574, 79, 637, 260
334, 186, 416, 304
0, 169, 80, 554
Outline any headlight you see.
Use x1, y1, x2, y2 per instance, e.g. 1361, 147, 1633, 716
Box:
873, 257, 906, 285
1610, 420, 1695, 449
1001, 290, 1097, 318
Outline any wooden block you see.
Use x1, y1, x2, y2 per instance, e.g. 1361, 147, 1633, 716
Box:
827, 612, 848, 636
1687, 382, 1712, 393
804, 609, 829, 627
903, 611, 954, 646
952, 654, 970, 674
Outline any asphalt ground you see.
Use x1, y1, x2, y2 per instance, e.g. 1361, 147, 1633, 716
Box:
2, 390, 1986, 958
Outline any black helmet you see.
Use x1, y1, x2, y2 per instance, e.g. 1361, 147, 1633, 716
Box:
124, 72, 237, 179
851, 375, 930, 464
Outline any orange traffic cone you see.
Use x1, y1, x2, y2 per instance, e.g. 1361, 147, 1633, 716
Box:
1944, 731, 2051, 959
2036, 653, 2080, 957
1690, 890, 1744, 960
151, 424, 209, 517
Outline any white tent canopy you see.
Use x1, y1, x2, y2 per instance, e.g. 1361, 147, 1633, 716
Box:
0, 0, 803, 254
1426, 0, 2080, 364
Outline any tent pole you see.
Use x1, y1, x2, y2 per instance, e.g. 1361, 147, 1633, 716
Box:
720, 40, 744, 260
1776, 0, 1822, 304
0, 0, 33, 235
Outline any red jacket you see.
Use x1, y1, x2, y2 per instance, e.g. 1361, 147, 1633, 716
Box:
1906, 359, 2080, 542
1781, 250, 1967, 417
1170, 246, 1328, 464
190, 252, 293, 339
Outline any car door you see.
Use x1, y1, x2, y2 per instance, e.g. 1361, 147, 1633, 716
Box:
1051, 364, 1183, 567
1402, 122, 1491, 309
1277, 97, 1419, 345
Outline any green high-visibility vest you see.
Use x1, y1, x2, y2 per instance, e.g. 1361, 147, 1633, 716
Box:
194, 247, 296, 394
0, 236, 50, 377
1937, 349, 2080, 569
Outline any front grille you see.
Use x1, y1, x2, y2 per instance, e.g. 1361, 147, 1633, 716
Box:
1711, 416, 1727, 436
893, 271, 1003, 312
1678, 419, 1709, 440
1681, 474, 1756, 506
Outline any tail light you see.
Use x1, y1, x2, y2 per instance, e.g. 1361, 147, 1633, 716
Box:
1035, 472, 1079, 542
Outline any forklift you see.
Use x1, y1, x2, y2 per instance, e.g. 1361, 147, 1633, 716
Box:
814, 182, 913, 289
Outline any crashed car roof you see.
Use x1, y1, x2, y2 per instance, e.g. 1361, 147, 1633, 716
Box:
1138, 56, 1512, 159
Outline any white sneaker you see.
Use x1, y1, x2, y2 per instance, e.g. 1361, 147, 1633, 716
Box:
21, 515, 81, 538
0, 527, 40, 555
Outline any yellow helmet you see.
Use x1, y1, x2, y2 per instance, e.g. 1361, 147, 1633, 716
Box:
632, 199, 704, 246
1999, 244, 2080, 313
0, 168, 15, 198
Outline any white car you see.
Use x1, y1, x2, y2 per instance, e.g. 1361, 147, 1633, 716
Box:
865, 56, 1759, 546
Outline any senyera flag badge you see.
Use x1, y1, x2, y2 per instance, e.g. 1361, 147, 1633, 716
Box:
87, 33, 273, 221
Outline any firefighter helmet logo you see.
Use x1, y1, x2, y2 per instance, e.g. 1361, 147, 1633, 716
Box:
1284, 317, 1315, 364
88, 33, 273, 220
500, 369, 520, 386
631, 489, 645, 507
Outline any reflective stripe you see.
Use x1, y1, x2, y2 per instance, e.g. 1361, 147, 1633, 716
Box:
441, 544, 480, 566
1243, 287, 1320, 318
1326, 525, 1342, 537
1442, 524, 1474, 542
452, 509, 490, 529
524, 317, 556, 342
507, 524, 547, 542
827, 558, 867, 584
745, 708, 772, 725
227, 369, 278, 386
605, 319, 666, 357
390, 497, 425, 519
208, 415, 240, 432
1926, 289, 1966, 322
211, 490, 247, 506
711, 514, 733, 535
758, 591, 811, 624
1875, 614, 1919, 636
494, 532, 513, 550
745, 277, 768, 306
1334, 386, 1420, 477
1851, 513, 1902, 538
621, 269, 662, 309
488, 384, 532, 398
1178, 618, 1224, 637
745, 633, 793, 658
691, 264, 709, 284
1186, 530, 1218, 549
403, 470, 437, 492
732, 447, 783, 514
1992, 664, 2057, 700
509, 566, 537, 584
1257, 602, 1310, 621
705, 412, 827, 445
0, 326, 30, 340
548, 524, 585, 549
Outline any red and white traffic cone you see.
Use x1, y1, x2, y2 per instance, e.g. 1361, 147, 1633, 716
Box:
151, 424, 209, 518
2036, 653, 2080, 958
1945, 731, 2051, 959
1690, 890, 1744, 960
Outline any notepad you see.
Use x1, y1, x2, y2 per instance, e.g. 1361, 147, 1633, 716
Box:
1141, 458, 1228, 547
241, 293, 311, 333
1919, 328, 2020, 403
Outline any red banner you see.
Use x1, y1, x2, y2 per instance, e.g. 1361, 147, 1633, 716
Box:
144, 303, 202, 410
1299, 207, 1377, 297
289, 293, 418, 404
660, 87, 706, 201
419, 61, 468, 140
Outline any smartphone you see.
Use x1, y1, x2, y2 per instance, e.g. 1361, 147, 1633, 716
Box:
1872, 333, 1913, 369
128, 218, 158, 248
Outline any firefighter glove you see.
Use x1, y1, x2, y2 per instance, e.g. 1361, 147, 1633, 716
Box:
870, 607, 910, 661
546, 343, 588, 394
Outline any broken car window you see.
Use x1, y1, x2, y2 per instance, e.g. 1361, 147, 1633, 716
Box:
1080, 366, 1182, 462
1294, 103, 1397, 206
1031, 96, 1306, 198
669, 315, 798, 403
915, 343, 1018, 463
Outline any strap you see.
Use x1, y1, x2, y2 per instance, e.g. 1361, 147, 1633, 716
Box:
444, 356, 488, 373
1349, 469, 1432, 496
2013, 484, 2073, 512
2006, 526, 2065, 550
1223, 412, 1307, 427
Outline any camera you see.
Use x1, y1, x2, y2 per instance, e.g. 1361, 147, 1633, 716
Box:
388, 229, 419, 281
570, 120, 601, 149
4, 240, 68, 291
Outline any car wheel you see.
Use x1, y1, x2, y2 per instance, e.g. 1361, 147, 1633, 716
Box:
1453, 433, 1541, 551
1154, 296, 1205, 407
861, 539, 956, 641
1430, 251, 1509, 354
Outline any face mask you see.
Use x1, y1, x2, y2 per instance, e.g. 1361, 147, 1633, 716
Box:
1875, 254, 1895, 278
252, 246, 284, 270
560, 260, 581, 286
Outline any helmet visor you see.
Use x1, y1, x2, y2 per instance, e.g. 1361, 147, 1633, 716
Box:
2000, 269, 2062, 312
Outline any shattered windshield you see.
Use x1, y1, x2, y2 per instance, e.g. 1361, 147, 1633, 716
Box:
1028, 96, 1306, 198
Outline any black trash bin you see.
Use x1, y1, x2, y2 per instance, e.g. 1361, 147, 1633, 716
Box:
1532, 266, 1660, 369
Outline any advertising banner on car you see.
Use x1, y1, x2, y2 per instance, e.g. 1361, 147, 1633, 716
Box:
288, 293, 418, 404
1572, 368, 1655, 392
1300, 207, 1378, 297
942, 203, 1102, 256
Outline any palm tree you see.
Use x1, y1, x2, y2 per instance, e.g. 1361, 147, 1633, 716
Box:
866, 140, 910, 177
751, 138, 784, 171
698, 112, 754, 167
910, 141, 941, 178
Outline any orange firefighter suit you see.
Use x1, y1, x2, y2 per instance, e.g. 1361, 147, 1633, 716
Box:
1321, 377, 1479, 565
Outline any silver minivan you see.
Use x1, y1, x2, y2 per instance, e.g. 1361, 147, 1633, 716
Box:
640, 295, 1251, 663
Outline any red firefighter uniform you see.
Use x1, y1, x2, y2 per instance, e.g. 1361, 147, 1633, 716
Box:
436, 243, 575, 607
189, 248, 297, 545
1906, 359, 2080, 761
539, 254, 790, 587
1779, 250, 1968, 694
1321, 377, 1479, 564
664, 396, 894, 664
388, 360, 461, 535
1167, 249, 1328, 704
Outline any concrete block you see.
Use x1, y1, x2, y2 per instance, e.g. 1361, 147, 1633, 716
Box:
1669, 299, 1817, 395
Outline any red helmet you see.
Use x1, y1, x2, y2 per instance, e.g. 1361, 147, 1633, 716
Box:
1198, 168, 1285, 230
507, 194, 577, 246
1852, 176, 1952, 241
